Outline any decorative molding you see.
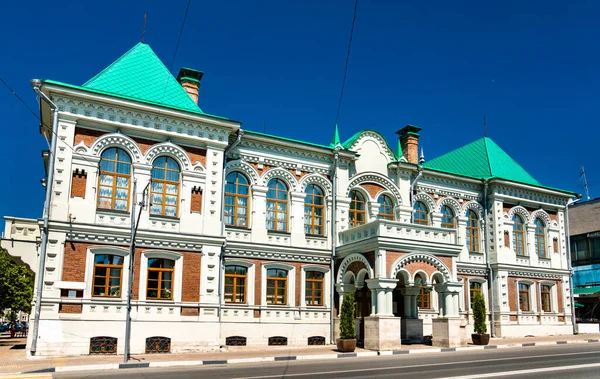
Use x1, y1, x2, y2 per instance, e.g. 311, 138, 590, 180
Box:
530, 209, 552, 226
225, 160, 261, 185
457, 268, 487, 276
66, 231, 203, 251
389, 253, 452, 281
507, 271, 562, 280
144, 142, 199, 171
438, 196, 461, 214
336, 253, 375, 283
261, 167, 299, 191
414, 192, 436, 212
344, 131, 396, 162
462, 200, 484, 219
507, 205, 530, 223
54, 96, 231, 143
298, 174, 333, 196
346, 172, 402, 204
493, 185, 569, 207
225, 249, 330, 264
89, 133, 144, 162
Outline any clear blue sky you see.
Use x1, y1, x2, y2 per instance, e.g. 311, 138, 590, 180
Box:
1, 0, 598, 220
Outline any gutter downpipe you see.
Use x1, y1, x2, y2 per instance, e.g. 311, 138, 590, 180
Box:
483, 180, 496, 337
565, 196, 582, 334
218, 130, 243, 325
330, 149, 339, 344
30, 80, 59, 356
410, 166, 424, 223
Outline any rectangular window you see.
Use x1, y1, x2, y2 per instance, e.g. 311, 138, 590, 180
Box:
224, 265, 247, 303
266, 268, 288, 305
305, 271, 324, 306
518, 283, 530, 312
470, 282, 482, 308
146, 258, 174, 300
417, 286, 430, 309
541, 285, 551, 312
93, 255, 124, 297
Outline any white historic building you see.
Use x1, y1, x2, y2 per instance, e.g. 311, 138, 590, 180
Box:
21, 42, 577, 356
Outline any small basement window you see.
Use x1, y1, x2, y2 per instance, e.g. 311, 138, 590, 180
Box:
268, 336, 288, 346
225, 336, 247, 346
308, 336, 326, 345
89, 336, 117, 354
145, 336, 171, 353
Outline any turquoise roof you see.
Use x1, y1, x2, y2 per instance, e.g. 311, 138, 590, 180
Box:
329, 124, 343, 149
423, 137, 541, 186
82, 42, 204, 114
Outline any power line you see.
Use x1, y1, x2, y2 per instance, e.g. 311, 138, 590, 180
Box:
169, 0, 192, 72
334, 0, 359, 127
1, 77, 100, 169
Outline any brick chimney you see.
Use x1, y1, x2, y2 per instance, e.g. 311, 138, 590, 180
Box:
177, 67, 204, 105
396, 125, 422, 164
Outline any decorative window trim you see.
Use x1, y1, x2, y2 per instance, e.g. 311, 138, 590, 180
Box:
85, 247, 130, 300
304, 184, 326, 236
139, 251, 183, 302
225, 160, 260, 186
261, 167, 298, 191
298, 173, 332, 197
517, 280, 535, 313
377, 193, 395, 221
300, 265, 330, 308
538, 281, 556, 313
224, 172, 251, 228
223, 259, 255, 305
345, 172, 403, 205
348, 189, 369, 228
467, 278, 487, 310
261, 262, 296, 307
89, 133, 143, 163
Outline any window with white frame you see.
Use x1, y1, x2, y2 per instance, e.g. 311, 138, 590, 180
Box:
301, 266, 329, 307
513, 215, 526, 256
540, 284, 553, 312
139, 251, 183, 302
534, 218, 547, 258
469, 281, 483, 309
87, 247, 129, 299
466, 210, 480, 253
262, 263, 295, 306
518, 282, 531, 311
440, 205, 455, 228
223, 260, 255, 305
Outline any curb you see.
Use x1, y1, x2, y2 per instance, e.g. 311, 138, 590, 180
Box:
3, 339, 597, 377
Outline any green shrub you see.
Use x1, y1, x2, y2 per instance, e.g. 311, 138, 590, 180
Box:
340, 292, 356, 339
472, 291, 487, 334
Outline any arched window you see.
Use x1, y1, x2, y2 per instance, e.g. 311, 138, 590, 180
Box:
377, 195, 394, 221
415, 276, 430, 309
224, 172, 250, 227
93, 254, 124, 297
266, 179, 288, 232
349, 190, 366, 228
150, 157, 180, 217
534, 218, 546, 258
146, 258, 174, 300
98, 148, 131, 211
413, 201, 428, 225
224, 265, 247, 303
304, 184, 324, 235
466, 210, 479, 253
512, 214, 525, 256
440, 205, 455, 228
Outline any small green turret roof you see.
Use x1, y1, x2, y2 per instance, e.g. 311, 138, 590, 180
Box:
329, 124, 343, 149
423, 137, 541, 186
82, 42, 204, 114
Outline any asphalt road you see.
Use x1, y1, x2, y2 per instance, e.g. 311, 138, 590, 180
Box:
54, 343, 600, 379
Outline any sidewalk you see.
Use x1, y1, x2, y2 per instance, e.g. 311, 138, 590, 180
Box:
1, 333, 599, 377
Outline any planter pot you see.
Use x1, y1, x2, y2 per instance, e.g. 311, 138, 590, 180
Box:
336, 338, 357, 352
471, 333, 490, 346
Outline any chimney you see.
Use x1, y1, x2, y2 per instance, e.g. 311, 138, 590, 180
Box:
177, 67, 204, 105
396, 125, 422, 164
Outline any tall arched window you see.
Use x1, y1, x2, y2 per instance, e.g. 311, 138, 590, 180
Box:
349, 190, 366, 228
150, 157, 180, 217
440, 205, 455, 228
534, 218, 546, 258
224, 172, 250, 227
466, 210, 479, 253
266, 179, 288, 232
377, 195, 394, 221
304, 184, 324, 235
512, 214, 525, 256
98, 148, 131, 211
413, 201, 428, 225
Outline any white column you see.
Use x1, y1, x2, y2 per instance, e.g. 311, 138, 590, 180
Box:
251, 185, 268, 242
289, 191, 306, 245
366, 278, 399, 316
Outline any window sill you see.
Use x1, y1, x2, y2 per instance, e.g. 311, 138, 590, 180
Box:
149, 214, 180, 222
306, 234, 327, 239
516, 254, 530, 259
538, 256, 551, 261
145, 299, 175, 303
90, 296, 123, 301
469, 251, 484, 255
226, 226, 251, 231
96, 208, 130, 216
267, 231, 291, 236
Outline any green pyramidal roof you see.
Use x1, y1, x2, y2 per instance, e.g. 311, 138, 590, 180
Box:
82, 42, 203, 114
423, 137, 541, 186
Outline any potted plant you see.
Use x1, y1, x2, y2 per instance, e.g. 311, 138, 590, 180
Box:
336, 291, 357, 352
471, 291, 490, 345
